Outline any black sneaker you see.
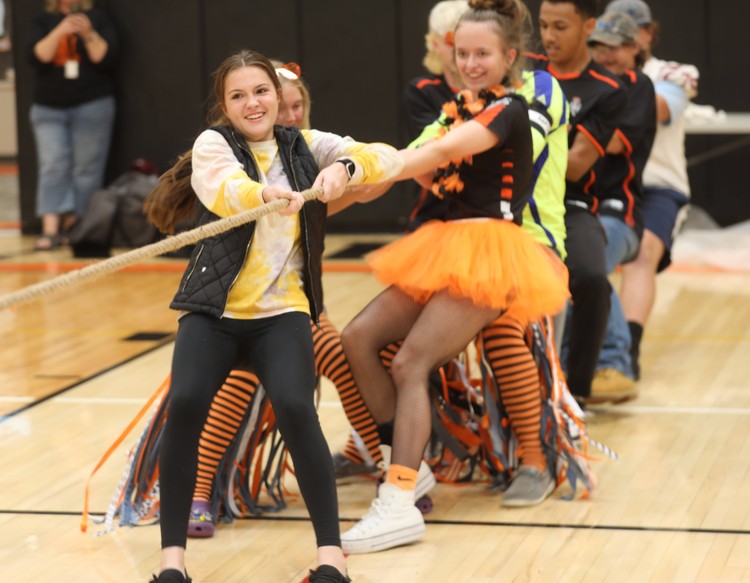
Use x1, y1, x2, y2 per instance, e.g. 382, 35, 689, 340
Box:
308, 565, 351, 583
150, 569, 192, 582
332, 452, 376, 479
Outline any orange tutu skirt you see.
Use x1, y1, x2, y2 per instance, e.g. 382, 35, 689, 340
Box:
367, 219, 570, 324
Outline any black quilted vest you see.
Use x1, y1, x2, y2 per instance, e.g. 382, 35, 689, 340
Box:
170, 124, 326, 322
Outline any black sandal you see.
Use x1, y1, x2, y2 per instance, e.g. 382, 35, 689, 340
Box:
33, 234, 64, 251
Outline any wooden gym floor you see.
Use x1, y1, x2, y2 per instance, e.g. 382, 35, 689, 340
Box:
1, 227, 750, 583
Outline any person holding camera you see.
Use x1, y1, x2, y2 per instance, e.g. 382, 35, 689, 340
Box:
27, 0, 118, 250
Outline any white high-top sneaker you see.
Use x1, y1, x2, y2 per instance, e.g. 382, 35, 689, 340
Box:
341, 482, 426, 553
379, 444, 436, 500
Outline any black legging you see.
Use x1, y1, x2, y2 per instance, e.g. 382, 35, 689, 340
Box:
159, 312, 340, 548
563, 206, 611, 399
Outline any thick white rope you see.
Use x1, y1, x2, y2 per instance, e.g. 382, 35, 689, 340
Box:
0, 187, 324, 312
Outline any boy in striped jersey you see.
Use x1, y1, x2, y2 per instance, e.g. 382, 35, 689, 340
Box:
528, 0, 627, 404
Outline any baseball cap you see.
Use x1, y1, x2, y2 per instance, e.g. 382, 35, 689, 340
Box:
605, 0, 652, 26
588, 11, 639, 47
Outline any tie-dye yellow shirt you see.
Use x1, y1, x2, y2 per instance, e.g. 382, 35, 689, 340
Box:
190, 128, 403, 319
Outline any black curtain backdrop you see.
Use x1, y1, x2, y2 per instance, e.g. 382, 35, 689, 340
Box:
10, 0, 750, 232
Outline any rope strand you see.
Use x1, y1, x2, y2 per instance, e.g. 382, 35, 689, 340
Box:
0, 187, 324, 312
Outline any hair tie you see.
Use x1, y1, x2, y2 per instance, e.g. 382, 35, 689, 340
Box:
444, 31, 455, 47
276, 62, 301, 80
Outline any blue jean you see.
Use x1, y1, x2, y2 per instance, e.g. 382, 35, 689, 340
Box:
30, 96, 116, 218
598, 215, 640, 377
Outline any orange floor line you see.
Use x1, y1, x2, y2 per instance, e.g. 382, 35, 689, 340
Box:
322, 263, 372, 273
0, 163, 18, 176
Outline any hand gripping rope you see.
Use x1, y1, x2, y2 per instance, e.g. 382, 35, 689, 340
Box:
0, 187, 325, 312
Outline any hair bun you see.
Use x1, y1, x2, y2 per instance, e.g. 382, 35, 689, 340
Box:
468, 0, 517, 17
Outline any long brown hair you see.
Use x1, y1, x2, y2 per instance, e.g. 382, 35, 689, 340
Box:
459, 0, 531, 85
145, 50, 281, 234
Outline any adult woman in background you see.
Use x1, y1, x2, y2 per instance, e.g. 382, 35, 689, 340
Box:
28, 0, 118, 250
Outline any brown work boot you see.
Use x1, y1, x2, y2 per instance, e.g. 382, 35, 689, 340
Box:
587, 368, 638, 404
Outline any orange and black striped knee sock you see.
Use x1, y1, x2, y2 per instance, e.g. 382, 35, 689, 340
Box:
480, 317, 547, 472
379, 342, 399, 372
341, 431, 366, 464
313, 314, 383, 466
192, 370, 259, 502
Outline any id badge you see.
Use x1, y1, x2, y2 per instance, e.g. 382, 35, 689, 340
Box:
64, 60, 79, 79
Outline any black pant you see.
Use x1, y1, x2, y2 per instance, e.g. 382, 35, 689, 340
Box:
564, 206, 611, 398
159, 312, 340, 548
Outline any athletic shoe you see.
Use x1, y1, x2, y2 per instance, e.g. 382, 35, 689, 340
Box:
378, 444, 436, 500
332, 452, 378, 480
308, 564, 352, 582
502, 465, 555, 507
150, 569, 191, 582
587, 368, 638, 404
187, 500, 215, 538
341, 482, 425, 553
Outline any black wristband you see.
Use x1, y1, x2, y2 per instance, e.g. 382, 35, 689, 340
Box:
336, 158, 356, 180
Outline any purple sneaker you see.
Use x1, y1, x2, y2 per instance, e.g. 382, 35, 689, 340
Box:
187, 500, 215, 538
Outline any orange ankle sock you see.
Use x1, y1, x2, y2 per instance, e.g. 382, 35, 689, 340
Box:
386, 464, 418, 491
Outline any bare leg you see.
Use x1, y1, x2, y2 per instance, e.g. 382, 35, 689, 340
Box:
341, 286, 425, 426
620, 230, 664, 325
389, 291, 500, 470
340, 290, 500, 555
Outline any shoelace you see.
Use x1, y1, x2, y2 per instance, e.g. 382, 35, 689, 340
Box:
348, 496, 394, 535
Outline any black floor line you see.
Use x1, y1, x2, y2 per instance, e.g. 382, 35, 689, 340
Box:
4, 509, 748, 536
0, 336, 175, 424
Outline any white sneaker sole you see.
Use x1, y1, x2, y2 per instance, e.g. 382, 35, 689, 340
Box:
341, 521, 426, 554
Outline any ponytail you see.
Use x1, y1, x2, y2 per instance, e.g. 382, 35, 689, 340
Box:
143, 152, 196, 234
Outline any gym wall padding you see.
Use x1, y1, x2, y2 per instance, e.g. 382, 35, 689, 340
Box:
11, 0, 750, 232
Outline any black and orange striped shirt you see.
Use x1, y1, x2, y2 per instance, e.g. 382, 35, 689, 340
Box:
433, 92, 532, 224
527, 53, 627, 211
403, 74, 457, 142
403, 74, 457, 230
591, 69, 656, 238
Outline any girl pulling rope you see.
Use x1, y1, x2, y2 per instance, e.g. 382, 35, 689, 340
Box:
139, 49, 403, 583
